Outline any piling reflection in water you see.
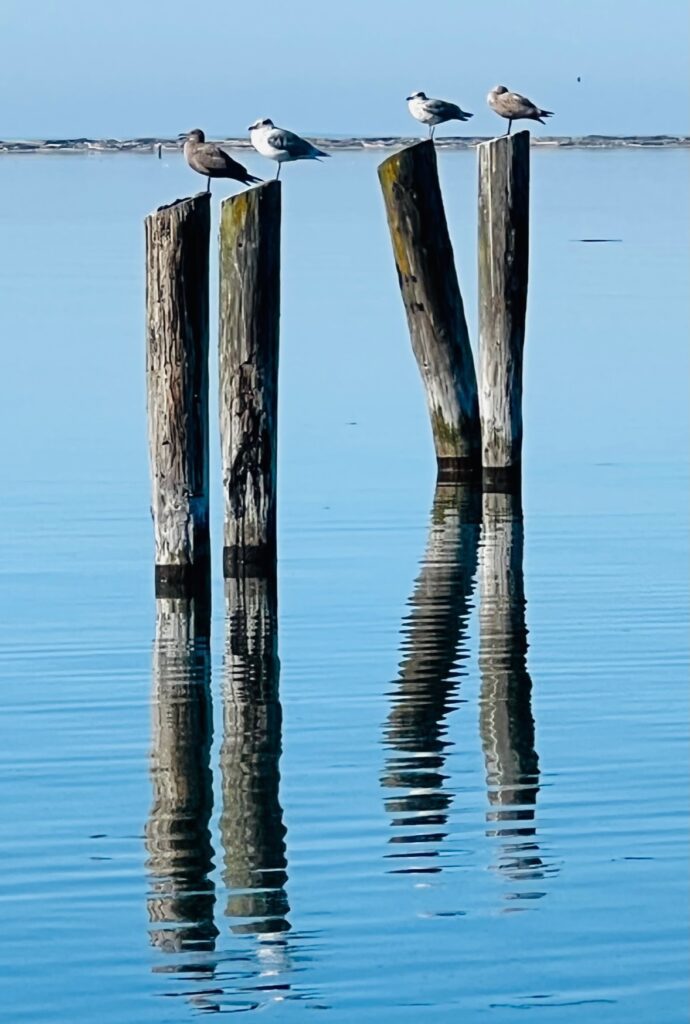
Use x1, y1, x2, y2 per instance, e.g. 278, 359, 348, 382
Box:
478, 488, 551, 899
220, 574, 290, 956
146, 595, 218, 996
382, 482, 481, 872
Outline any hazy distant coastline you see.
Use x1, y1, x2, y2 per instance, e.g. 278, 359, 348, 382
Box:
1, 135, 688, 155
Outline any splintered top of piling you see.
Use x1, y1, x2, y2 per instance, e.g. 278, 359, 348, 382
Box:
377, 138, 435, 175
477, 129, 531, 153
148, 192, 211, 218
219, 180, 281, 245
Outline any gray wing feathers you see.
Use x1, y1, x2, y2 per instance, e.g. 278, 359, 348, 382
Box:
509, 92, 539, 116
425, 99, 473, 121
189, 143, 257, 181
196, 143, 234, 171
268, 128, 328, 158
505, 92, 553, 119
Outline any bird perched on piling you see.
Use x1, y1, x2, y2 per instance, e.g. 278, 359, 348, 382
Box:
406, 91, 474, 139
487, 86, 554, 135
248, 118, 330, 179
179, 129, 261, 192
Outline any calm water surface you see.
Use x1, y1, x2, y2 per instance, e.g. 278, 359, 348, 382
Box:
0, 148, 688, 1021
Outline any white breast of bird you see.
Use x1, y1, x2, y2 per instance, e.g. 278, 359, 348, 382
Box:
408, 95, 437, 125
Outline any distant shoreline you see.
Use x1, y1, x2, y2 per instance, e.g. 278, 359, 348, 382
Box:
1, 135, 688, 155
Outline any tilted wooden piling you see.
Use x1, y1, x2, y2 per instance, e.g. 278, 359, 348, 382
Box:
477, 131, 530, 488
381, 482, 481, 855
219, 181, 281, 578
145, 193, 211, 596
378, 141, 481, 480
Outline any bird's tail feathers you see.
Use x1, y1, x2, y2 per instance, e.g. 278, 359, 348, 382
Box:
246, 173, 263, 183
539, 109, 554, 118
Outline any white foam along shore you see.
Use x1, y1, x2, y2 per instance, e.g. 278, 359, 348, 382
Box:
0, 134, 688, 155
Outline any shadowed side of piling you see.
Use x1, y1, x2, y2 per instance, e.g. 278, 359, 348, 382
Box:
145, 192, 211, 596
478, 131, 530, 488
219, 181, 281, 578
378, 141, 481, 480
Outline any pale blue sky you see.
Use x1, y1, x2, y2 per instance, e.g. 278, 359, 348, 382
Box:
1, 0, 687, 138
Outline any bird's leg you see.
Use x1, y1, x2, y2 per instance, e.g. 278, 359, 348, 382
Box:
206, 176, 211, 193
275, 164, 281, 180
429, 125, 435, 140
505, 120, 512, 136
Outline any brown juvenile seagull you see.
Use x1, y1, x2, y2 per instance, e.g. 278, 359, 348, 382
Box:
179, 128, 261, 192
487, 86, 554, 136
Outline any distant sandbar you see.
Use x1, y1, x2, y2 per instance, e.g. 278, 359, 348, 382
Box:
1, 135, 688, 156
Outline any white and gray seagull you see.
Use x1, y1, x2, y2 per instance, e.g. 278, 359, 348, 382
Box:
406, 90, 473, 139
248, 118, 330, 179
487, 86, 554, 136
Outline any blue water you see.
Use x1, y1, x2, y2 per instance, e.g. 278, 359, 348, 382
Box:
0, 147, 687, 1021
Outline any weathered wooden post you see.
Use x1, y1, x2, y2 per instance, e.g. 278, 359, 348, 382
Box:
146, 595, 216, 959
378, 141, 481, 480
219, 182, 281, 579
145, 193, 211, 596
220, 573, 290, 936
381, 481, 481, 862
478, 487, 542, 886
477, 130, 530, 489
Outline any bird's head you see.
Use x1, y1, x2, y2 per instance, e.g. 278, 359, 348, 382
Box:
248, 118, 274, 131
178, 129, 205, 143
406, 91, 427, 101
491, 85, 509, 96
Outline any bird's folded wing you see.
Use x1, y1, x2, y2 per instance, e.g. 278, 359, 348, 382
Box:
509, 92, 537, 113
198, 143, 233, 171
424, 99, 454, 117
268, 128, 311, 155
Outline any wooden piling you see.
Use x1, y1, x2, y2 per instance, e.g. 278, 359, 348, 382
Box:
477, 130, 530, 488
146, 595, 216, 956
220, 573, 290, 935
382, 482, 481, 856
478, 487, 541, 881
219, 182, 281, 578
378, 141, 481, 480
145, 193, 211, 596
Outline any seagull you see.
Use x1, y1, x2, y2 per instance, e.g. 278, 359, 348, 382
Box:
406, 90, 473, 139
487, 86, 554, 136
248, 118, 330, 179
179, 129, 261, 192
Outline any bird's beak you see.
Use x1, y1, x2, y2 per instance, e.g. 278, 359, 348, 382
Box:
247, 124, 256, 131
405, 95, 413, 101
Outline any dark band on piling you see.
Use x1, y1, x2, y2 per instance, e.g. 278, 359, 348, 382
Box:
482, 464, 522, 495
155, 562, 211, 598
223, 545, 276, 579
437, 456, 482, 483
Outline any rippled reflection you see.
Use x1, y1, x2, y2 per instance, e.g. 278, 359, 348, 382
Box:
220, 574, 292, 992
382, 482, 481, 872
478, 488, 553, 901
145, 594, 218, 1008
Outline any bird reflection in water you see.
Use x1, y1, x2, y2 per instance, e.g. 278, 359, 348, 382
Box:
219, 572, 293, 1003
382, 482, 481, 873
478, 486, 555, 903
145, 592, 219, 1012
